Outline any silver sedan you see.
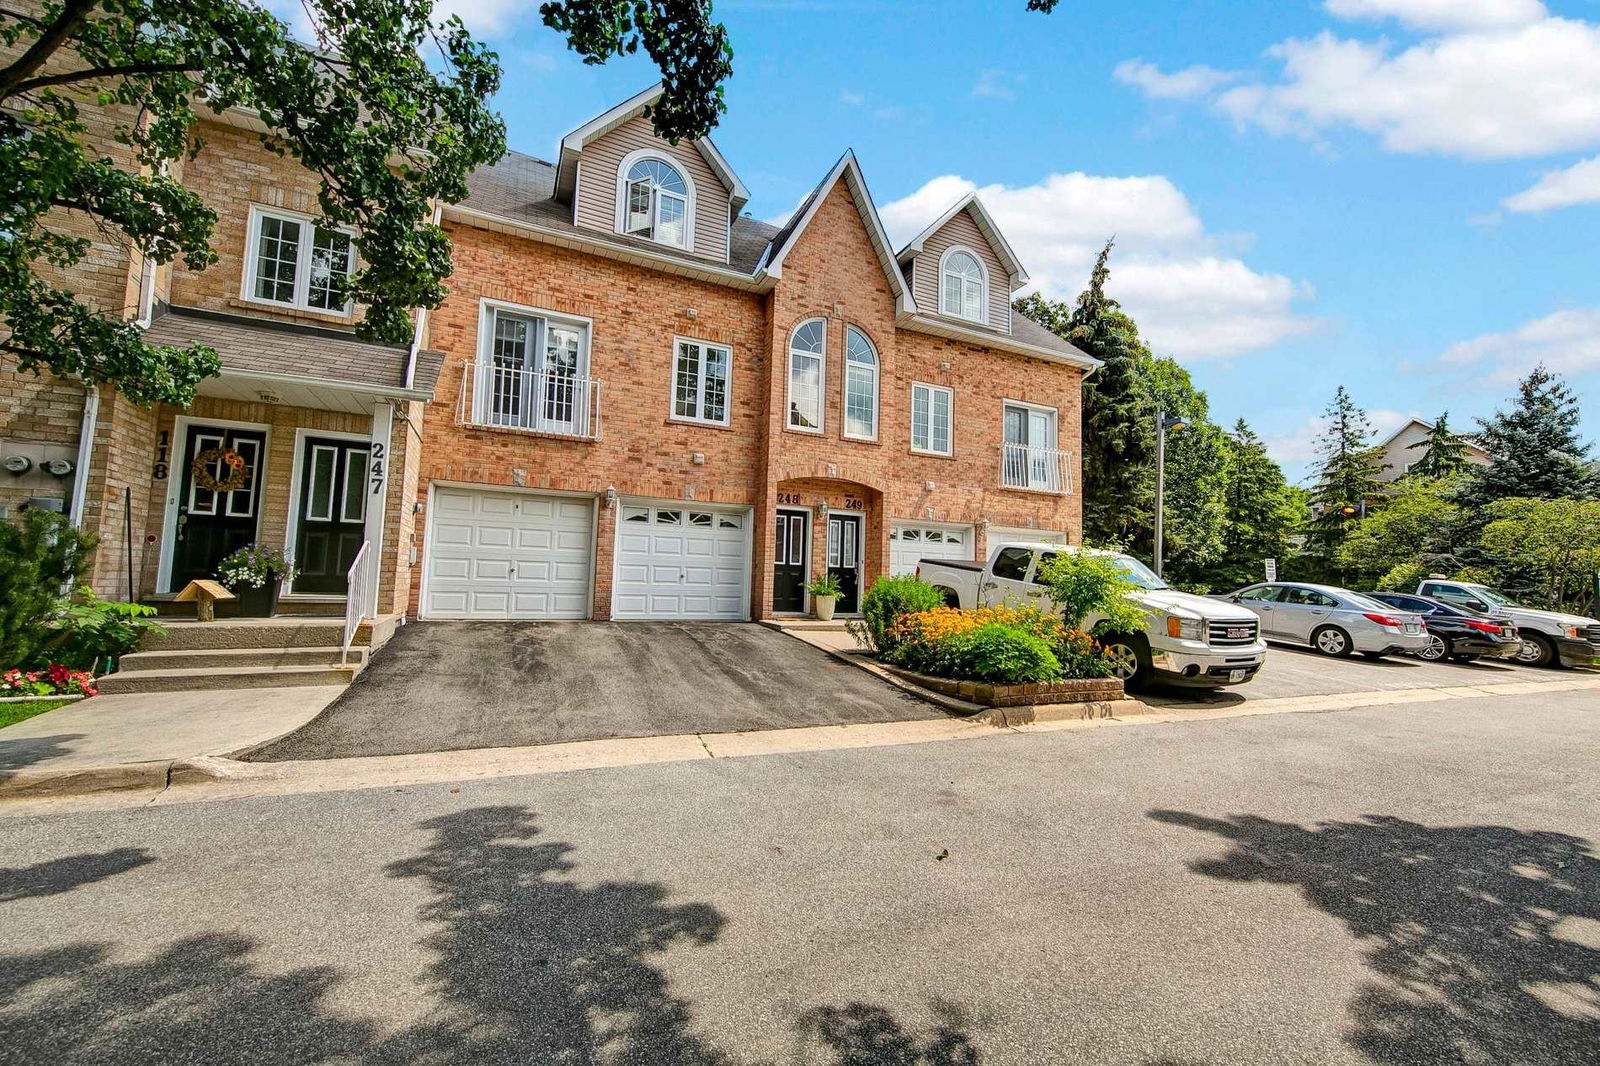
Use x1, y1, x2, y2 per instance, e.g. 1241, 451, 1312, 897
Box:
1222, 582, 1432, 659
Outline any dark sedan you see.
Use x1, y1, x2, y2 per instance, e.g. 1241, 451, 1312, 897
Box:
1367, 592, 1522, 663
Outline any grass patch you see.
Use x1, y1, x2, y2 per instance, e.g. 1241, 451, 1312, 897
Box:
0, 698, 75, 730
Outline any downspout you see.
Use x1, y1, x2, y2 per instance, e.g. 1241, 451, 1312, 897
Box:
404, 201, 444, 391
69, 386, 99, 528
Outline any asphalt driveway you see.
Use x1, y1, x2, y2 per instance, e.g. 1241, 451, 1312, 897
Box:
247, 622, 935, 761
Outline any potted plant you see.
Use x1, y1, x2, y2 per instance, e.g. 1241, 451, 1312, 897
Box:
216, 543, 297, 617
806, 571, 843, 621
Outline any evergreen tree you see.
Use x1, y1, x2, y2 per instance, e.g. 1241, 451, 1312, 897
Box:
1309, 386, 1384, 555
1406, 412, 1472, 479
1017, 239, 1152, 547
1209, 419, 1299, 589
1460, 366, 1599, 506
1137, 358, 1226, 583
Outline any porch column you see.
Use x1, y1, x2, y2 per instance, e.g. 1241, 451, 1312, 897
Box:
362, 401, 393, 617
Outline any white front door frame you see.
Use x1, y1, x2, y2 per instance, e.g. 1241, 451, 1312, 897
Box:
281, 426, 373, 598
157, 414, 273, 594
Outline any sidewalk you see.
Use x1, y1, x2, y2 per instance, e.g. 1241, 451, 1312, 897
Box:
0, 687, 342, 798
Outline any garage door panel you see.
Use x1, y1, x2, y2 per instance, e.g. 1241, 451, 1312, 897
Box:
473, 559, 513, 581
425, 488, 593, 620
890, 523, 975, 576
612, 499, 750, 620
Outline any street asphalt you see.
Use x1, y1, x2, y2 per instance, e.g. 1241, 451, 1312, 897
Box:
248, 621, 937, 761
3, 686, 1597, 1065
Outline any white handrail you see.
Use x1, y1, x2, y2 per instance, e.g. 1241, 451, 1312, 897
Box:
1000, 442, 1075, 494
342, 540, 373, 666
458, 362, 603, 438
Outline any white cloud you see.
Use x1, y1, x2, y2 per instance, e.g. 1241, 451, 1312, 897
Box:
1323, 0, 1547, 31
1502, 155, 1600, 212
1113, 60, 1240, 100
1440, 308, 1600, 384
880, 173, 1317, 360
972, 69, 1025, 100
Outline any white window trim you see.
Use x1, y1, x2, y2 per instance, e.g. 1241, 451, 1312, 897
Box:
786, 318, 827, 435
614, 147, 697, 251
841, 325, 879, 442
669, 335, 733, 426
240, 204, 356, 315
1001, 397, 1060, 446
474, 298, 593, 425
910, 381, 954, 457
938, 245, 989, 325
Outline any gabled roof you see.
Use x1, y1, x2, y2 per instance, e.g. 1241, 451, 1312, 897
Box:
1375, 417, 1489, 457
895, 192, 1029, 288
554, 84, 749, 211
758, 150, 917, 316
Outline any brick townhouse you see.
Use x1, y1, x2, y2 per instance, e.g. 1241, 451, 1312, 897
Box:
1, 82, 1095, 629
414, 86, 1096, 622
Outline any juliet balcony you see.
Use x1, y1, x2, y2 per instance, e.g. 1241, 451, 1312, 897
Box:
458, 362, 604, 440
1000, 442, 1075, 494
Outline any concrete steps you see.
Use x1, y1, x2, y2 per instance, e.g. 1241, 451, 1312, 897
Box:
92, 615, 399, 694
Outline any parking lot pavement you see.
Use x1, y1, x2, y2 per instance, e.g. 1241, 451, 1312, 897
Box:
1143, 642, 1587, 706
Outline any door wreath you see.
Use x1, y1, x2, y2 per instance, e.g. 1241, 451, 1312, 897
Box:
191, 448, 249, 493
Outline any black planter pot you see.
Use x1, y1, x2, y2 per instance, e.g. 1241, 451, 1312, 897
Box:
234, 577, 282, 618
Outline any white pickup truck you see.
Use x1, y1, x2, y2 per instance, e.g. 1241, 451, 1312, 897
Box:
1416, 576, 1600, 668
917, 541, 1268, 692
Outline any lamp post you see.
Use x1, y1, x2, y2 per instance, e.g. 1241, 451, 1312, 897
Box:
1154, 410, 1187, 578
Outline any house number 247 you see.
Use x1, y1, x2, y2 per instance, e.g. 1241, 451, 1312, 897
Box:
369, 442, 387, 495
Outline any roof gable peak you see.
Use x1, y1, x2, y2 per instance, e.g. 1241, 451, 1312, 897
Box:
896, 192, 1028, 289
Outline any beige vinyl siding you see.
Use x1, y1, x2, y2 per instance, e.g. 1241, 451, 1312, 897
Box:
910, 208, 1011, 333
572, 113, 731, 263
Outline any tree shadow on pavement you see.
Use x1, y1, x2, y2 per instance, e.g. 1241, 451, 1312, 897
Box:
797, 1001, 981, 1065
1150, 809, 1600, 1066
0, 732, 86, 771
0, 846, 152, 903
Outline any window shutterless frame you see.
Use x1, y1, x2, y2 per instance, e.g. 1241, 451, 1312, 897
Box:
785, 318, 827, 434
669, 336, 732, 426
613, 148, 697, 250
473, 298, 593, 433
240, 204, 356, 315
938, 245, 988, 325
841, 325, 879, 442
910, 382, 954, 456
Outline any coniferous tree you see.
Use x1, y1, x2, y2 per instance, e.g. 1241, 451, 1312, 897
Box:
1406, 412, 1473, 479
1459, 366, 1598, 507
1017, 240, 1152, 547
1210, 419, 1299, 588
1309, 386, 1384, 556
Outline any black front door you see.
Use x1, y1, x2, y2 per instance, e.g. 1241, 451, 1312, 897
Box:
772, 509, 808, 613
170, 424, 267, 590
827, 513, 863, 615
293, 438, 371, 594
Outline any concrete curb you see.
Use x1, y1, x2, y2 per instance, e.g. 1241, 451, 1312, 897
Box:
0, 759, 172, 799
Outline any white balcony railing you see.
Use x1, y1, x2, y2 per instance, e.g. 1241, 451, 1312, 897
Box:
1001, 442, 1075, 494
459, 362, 602, 439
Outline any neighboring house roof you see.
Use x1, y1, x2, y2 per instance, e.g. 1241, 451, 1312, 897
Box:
144, 306, 443, 398
894, 193, 1029, 288
554, 84, 750, 211
758, 150, 916, 317
1376, 417, 1489, 457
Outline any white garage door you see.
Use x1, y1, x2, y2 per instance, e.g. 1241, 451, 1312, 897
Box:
612, 500, 750, 620
989, 526, 1067, 546
890, 523, 975, 575
424, 487, 593, 619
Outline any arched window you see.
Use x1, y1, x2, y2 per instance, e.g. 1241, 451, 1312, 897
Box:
842, 326, 879, 440
620, 156, 689, 247
787, 319, 826, 431
940, 247, 987, 323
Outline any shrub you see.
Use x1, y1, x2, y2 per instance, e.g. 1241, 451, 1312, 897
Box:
42, 587, 165, 672
0, 511, 95, 670
886, 606, 1110, 682
1375, 561, 1431, 593
954, 623, 1063, 683
851, 575, 945, 654
1033, 548, 1150, 634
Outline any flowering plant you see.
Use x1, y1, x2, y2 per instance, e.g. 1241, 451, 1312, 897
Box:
1, 664, 97, 698
887, 605, 1116, 681
216, 543, 297, 590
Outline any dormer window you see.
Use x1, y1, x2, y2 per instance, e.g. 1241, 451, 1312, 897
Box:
940, 247, 987, 324
619, 155, 690, 248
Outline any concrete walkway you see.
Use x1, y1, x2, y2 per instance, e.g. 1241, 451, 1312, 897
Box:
0, 687, 341, 796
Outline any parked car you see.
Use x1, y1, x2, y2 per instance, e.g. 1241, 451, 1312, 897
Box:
917, 542, 1268, 692
1220, 582, 1431, 659
1414, 577, 1600, 669
1365, 592, 1522, 663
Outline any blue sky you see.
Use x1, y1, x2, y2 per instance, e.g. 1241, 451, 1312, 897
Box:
383, 0, 1600, 481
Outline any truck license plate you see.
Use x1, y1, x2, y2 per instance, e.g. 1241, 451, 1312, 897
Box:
1228, 669, 1246, 683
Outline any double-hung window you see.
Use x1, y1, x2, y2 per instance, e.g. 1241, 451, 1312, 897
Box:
621, 157, 690, 248
787, 319, 826, 432
842, 326, 879, 440
672, 339, 731, 424
940, 247, 987, 323
246, 207, 354, 313
476, 303, 591, 436
911, 383, 953, 455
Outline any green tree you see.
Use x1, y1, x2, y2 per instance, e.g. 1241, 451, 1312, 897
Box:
0, 510, 95, 667
1308, 386, 1384, 557
1018, 240, 1154, 547
1459, 366, 1599, 507
1478, 497, 1600, 614
1336, 475, 1462, 586
1138, 356, 1226, 585
1208, 419, 1299, 589
0, 0, 736, 406
1406, 411, 1473, 479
